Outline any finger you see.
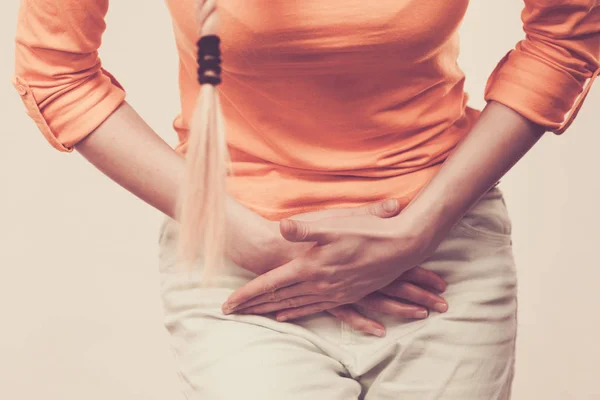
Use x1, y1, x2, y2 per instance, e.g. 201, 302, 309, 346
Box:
366, 198, 402, 219
236, 295, 326, 315
356, 293, 429, 319
328, 305, 386, 337
223, 259, 305, 313
275, 302, 339, 322
400, 267, 447, 293
280, 219, 339, 245
380, 282, 448, 313
232, 282, 318, 311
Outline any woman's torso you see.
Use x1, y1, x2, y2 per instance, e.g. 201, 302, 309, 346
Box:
165, 0, 478, 219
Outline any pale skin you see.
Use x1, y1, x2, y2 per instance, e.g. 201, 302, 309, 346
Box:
76, 100, 450, 338
222, 100, 545, 326
77, 99, 544, 337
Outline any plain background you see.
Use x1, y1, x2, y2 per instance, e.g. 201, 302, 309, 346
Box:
1, 1, 599, 399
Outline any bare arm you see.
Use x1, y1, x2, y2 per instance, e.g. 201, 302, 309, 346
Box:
74, 101, 263, 235
407, 0, 600, 243
75, 101, 184, 219
403, 101, 543, 245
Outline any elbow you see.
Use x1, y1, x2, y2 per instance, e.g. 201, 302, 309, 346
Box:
484, 41, 600, 134
13, 61, 126, 152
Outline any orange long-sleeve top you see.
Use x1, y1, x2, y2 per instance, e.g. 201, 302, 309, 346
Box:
13, 1, 600, 220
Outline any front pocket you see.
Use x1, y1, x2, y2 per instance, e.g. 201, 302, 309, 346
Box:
452, 190, 512, 245
453, 218, 511, 245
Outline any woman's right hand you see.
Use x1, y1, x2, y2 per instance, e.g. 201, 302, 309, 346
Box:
228, 199, 448, 337
326, 266, 447, 337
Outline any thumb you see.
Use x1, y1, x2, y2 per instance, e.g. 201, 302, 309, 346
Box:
366, 198, 401, 219
280, 219, 338, 245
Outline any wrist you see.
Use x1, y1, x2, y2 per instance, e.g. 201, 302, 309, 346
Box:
227, 201, 301, 254
392, 190, 460, 255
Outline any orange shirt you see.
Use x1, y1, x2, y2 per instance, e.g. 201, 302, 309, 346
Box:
13, 1, 600, 220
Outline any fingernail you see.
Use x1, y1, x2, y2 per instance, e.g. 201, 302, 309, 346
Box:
434, 303, 448, 313
222, 303, 238, 314
280, 219, 295, 236
372, 328, 386, 337
276, 315, 288, 322
383, 199, 399, 213
435, 283, 447, 293
415, 310, 428, 319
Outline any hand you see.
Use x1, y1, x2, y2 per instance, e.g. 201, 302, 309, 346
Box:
235, 265, 448, 337
226, 200, 447, 337
223, 213, 438, 325
225, 199, 405, 276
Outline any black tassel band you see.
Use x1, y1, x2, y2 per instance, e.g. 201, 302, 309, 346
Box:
197, 35, 222, 86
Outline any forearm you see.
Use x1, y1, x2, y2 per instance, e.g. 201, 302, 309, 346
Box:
402, 101, 545, 245
74, 101, 245, 222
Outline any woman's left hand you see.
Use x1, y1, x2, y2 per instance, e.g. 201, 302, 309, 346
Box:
222, 213, 435, 321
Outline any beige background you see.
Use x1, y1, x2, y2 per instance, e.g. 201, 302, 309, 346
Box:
1, 2, 599, 399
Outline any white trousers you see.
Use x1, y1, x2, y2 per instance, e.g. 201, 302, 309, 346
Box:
157, 187, 517, 399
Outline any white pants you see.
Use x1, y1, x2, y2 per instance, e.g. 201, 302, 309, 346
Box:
157, 187, 517, 399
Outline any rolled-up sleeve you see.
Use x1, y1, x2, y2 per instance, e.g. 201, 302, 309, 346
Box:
13, 0, 125, 152
484, 1, 600, 134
